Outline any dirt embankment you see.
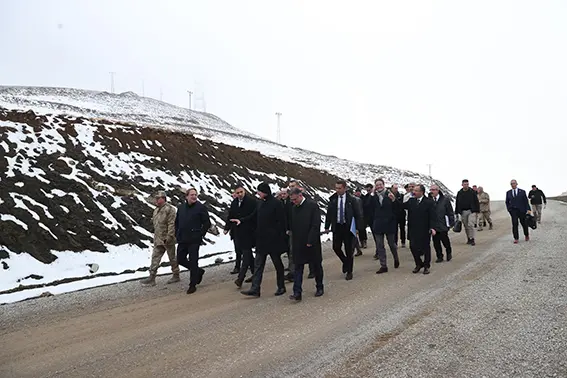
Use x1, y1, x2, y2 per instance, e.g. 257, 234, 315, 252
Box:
0, 108, 339, 264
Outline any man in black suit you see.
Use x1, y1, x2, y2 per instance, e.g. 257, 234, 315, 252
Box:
390, 184, 406, 248
505, 179, 531, 244
361, 183, 375, 248
324, 180, 363, 280
403, 184, 437, 275
280, 189, 295, 281
288, 188, 324, 300
224, 184, 257, 288
241, 183, 287, 297
430, 184, 455, 262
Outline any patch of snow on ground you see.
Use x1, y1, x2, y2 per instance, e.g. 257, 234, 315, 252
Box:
1, 214, 29, 230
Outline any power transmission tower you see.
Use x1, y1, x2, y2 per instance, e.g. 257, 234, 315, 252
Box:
187, 90, 193, 110
109, 72, 116, 93
275, 112, 282, 143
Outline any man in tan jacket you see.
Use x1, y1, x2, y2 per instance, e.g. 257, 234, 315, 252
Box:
477, 186, 493, 231
141, 191, 180, 285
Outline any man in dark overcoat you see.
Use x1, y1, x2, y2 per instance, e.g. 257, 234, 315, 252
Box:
241, 182, 287, 297
403, 184, 437, 275
288, 188, 324, 301
224, 184, 257, 288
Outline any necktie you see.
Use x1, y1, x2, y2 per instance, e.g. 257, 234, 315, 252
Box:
238, 200, 242, 207
513, 190, 516, 198
434, 196, 437, 202
339, 195, 344, 224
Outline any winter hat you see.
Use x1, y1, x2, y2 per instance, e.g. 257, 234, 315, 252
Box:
257, 182, 271, 195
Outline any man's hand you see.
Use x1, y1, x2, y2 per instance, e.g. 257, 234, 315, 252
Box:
388, 192, 395, 201
307, 244, 312, 247
230, 219, 241, 226
431, 229, 437, 236
223, 229, 229, 235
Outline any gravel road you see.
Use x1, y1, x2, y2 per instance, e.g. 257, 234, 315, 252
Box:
1, 201, 566, 378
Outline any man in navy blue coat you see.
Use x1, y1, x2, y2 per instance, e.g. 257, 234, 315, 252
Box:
505, 179, 531, 244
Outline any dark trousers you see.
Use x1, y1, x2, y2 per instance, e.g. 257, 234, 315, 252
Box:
250, 252, 285, 293
432, 231, 452, 259
234, 240, 241, 270
510, 209, 529, 240
395, 218, 406, 245
332, 223, 354, 274
293, 261, 324, 296
409, 238, 431, 269
237, 247, 255, 282
177, 243, 202, 286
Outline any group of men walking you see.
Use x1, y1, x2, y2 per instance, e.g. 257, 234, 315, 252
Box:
140, 177, 547, 298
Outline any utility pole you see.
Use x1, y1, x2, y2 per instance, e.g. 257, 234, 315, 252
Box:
187, 90, 193, 110
109, 72, 116, 93
275, 112, 282, 144
426, 163, 432, 177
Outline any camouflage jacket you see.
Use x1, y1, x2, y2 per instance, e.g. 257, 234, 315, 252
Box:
152, 203, 177, 246
478, 192, 491, 212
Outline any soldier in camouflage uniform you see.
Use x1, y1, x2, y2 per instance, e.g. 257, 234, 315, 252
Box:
141, 191, 180, 285
477, 187, 493, 231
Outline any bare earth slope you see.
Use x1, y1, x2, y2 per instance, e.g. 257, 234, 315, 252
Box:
2, 201, 566, 378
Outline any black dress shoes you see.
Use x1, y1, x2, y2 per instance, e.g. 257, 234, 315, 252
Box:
315, 289, 324, 297
186, 285, 197, 294
345, 272, 353, 280
274, 287, 286, 296
412, 266, 423, 274
423, 268, 430, 275
307, 272, 315, 279
240, 290, 260, 297
244, 277, 253, 283
394, 260, 400, 269
435, 258, 443, 263
230, 267, 239, 275
289, 294, 302, 301
196, 268, 205, 284
234, 279, 243, 289
447, 254, 452, 262
376, 267, 388, 274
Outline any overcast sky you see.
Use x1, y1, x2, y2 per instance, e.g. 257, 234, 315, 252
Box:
1, 0, 566, 199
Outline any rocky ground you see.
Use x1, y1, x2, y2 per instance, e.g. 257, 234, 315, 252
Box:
1, 201, 566, 378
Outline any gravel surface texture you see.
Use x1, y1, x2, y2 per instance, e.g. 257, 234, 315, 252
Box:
1, 201, 565, 378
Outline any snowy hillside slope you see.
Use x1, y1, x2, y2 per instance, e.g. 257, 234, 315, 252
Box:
0, 86, 451, 195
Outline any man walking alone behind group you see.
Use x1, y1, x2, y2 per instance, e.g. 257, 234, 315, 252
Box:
288, 188, 324, 301
455, 179, 480, 246
430, 185, 455, 263
175, 188, 211, 294
506, 179, 531, 244
141, 191, 180, 286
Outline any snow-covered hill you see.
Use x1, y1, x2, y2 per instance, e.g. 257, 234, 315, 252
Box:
0, 86, 452, 304
0, 86, 450, 193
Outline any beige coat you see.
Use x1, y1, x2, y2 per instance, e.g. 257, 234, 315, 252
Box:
478, 192, 491, 212
152, 203, 176, 246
